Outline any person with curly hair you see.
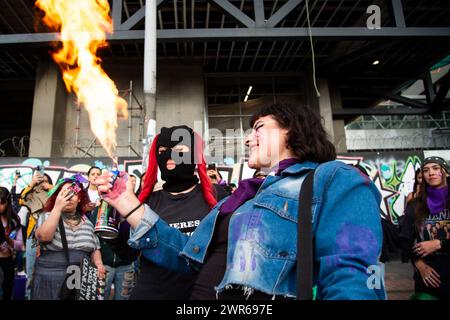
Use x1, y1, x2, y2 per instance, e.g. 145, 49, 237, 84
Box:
96, 103, 385, 300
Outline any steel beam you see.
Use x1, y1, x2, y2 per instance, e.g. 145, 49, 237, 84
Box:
112, 0, 123, 30
333, 108, 429, 116
355, 87, 428, 109
2, 27, 450, 45
253, 0, 265, 27
156, 27, 450, 41
121, 6, 145, 30
430, 71, 450, 113
266, 0, 304, 27
208, 0, 255, 28
157, 0, 168, 7
423, 71, 436, 105
391, 0, 406, 27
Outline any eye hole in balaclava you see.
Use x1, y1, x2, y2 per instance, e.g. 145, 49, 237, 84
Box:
156, 125, 199, 192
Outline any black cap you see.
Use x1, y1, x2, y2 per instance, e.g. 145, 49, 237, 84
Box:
422, 156, 449, 174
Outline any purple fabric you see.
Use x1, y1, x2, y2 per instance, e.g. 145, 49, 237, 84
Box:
219, 158, 300, 215
426, 185, 449, 216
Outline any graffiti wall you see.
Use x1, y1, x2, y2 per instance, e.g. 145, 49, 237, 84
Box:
0, 150, 448, 224
337, 152, 423, 224
0, 157, 144, 194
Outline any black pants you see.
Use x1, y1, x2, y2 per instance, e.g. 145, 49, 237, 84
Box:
0, 256, 15, 300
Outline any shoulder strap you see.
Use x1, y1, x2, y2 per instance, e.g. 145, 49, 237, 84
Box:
58, 218, 70, 266
297, 169, 315, 300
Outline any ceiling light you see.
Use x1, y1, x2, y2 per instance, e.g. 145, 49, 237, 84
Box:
372, 60, 380, 65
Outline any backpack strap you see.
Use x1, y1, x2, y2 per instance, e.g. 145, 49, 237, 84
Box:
58, 218, 70, 266
297, 169, 315, 300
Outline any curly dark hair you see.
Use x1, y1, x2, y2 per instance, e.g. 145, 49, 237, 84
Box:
250, 103, 336, 163
43, 181, 90, 214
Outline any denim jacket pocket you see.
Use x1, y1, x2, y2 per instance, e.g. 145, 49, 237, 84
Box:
253, 192, 298, 223
249, 193, 298, 260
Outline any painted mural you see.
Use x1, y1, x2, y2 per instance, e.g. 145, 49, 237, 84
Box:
0, 151, 447, 224
337, 152, 424, 224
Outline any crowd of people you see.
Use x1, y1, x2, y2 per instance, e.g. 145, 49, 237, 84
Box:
0, 103, 448, 300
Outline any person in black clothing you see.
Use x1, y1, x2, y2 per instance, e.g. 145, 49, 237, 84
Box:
0, 187, 24, 300
400, 156, 450, 300
108, 125, 225, 299
406, 168, 423, 205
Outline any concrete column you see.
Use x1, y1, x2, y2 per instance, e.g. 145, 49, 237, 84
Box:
307, 78, 348, 153
156, 63, 205, 132
316, 79, 335, 142
330, 84, 348, 153
29, 60, 67, 157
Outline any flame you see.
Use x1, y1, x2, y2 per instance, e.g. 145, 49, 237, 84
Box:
35, 0, 128, 159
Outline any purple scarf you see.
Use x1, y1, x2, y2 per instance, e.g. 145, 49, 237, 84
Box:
219, 158, 300, 215
426, 185, 449, 216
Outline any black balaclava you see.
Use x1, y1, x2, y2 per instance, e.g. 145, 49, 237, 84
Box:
156, 125, 199, 192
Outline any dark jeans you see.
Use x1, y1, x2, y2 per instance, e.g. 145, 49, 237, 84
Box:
0, 256, 15, 300
15, 251, 24, 272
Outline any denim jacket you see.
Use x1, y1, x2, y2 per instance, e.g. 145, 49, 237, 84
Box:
128, 161, 386, 300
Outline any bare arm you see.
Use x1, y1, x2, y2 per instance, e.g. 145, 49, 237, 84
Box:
91, 249, 106, 279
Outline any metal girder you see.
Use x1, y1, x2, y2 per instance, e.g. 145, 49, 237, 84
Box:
423, 71, 436, 105
266, 0, 304, 28
333, 108, 429, 116
157, 0, 168, 7
208, 0, 255, 28
355, 87, 428, 109
430, 70, 450, 113
112, 0, 123, 30
253, 0, 265, 27
156, 27, 450, 41
2, 27, 450, 45
120, 6, 145, 30
391, 0, 406, 28
115, 1, 168, 31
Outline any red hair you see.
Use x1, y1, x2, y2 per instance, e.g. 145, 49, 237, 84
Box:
138, 134, 160, 204
138, 132, 217, 209
43, 182, 90, 215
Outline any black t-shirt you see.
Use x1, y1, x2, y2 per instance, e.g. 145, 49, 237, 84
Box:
131, 184, 215, 300
400, 200, 450, 297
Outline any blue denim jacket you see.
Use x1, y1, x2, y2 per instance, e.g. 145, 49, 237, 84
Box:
128, 161, 386, 299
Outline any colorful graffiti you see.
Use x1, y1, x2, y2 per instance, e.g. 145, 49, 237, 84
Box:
0, 157, 144, 194
338, 152, 424, 224
0, 151, 447, 224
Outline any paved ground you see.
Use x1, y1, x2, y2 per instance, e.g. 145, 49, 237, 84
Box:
384, 258, 415, 300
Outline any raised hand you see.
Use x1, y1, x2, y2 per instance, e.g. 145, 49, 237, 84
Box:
54, 187, 73, 212
94, 171, 138, 212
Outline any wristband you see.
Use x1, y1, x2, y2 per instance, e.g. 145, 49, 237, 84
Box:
124, 202, 143, 219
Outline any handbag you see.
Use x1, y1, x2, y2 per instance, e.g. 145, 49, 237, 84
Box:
58, 218, 78, 300
297, 169, 315, 300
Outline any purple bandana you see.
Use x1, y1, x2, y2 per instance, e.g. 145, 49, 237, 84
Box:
219, 158, 300, 215
426, 185, 449, 216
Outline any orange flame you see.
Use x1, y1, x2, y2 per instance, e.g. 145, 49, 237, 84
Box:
35, 0, 128, 159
